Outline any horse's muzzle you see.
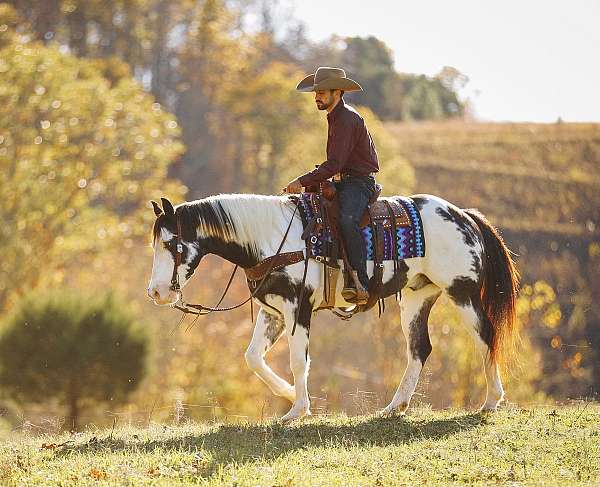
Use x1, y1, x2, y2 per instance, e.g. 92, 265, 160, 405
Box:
147, 285, 178, 306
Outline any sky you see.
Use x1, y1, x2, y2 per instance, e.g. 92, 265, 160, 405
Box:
290, 0, 600, 123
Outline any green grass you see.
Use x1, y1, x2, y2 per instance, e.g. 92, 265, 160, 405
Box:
1, 404, 598, 486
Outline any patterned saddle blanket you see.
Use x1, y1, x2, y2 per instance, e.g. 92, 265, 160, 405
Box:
297, 193, 426, 261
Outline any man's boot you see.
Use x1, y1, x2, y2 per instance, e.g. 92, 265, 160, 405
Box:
342, 270, 369, 305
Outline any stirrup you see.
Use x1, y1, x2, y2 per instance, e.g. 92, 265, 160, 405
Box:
342, 270, 369, 304
342, 287, 368, 305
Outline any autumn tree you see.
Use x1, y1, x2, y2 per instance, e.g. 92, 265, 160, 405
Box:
173, 0, 245, 194
0, 11, 184, 309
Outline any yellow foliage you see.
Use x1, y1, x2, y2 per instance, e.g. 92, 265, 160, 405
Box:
214, 59, 415, 196
0, 32, 185, 310
542, 304, 562, 328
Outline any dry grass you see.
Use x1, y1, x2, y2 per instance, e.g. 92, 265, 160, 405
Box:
1, 403, 598, 486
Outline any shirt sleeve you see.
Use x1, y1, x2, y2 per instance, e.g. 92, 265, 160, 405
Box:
298, 116, 356, 187
298, 159, 344, 187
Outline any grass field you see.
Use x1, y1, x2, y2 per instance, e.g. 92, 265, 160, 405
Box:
1, 403, 598, 486
385, 120, 600, 237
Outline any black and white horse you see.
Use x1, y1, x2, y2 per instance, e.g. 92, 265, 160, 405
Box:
148, 193, 519, 422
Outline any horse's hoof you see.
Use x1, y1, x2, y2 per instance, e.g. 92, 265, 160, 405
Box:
377, 409, 405, 419
378, 402, 408, 418
479, 404, 498, 413
377, 406, 407, 418
280, 407, 310, 424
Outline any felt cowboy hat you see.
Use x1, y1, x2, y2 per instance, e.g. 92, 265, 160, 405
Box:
296, 66, 363, 93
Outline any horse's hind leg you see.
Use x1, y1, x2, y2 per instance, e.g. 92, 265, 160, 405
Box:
447, 281, 504, 410
245, 307, 295, 402
380, 284, 441, 416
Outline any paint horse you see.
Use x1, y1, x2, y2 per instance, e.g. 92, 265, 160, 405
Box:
148, 193, 519, 422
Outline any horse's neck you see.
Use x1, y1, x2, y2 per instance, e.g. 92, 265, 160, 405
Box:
195, 195, 302, 267
200, 237, 259, 268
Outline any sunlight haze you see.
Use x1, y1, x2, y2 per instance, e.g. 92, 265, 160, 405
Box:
292, 0, 600, 122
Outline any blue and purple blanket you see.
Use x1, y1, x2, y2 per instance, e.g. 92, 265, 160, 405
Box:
297, 194, 425, 261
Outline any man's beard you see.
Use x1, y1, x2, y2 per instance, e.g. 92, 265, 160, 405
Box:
316, 98, 332, 111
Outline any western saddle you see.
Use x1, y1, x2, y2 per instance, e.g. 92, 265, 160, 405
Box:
244, 180, 412, 318
294, 180, 410, 316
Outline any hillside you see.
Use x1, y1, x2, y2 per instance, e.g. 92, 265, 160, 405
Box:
1, 404, 597, 486
386, 121, 600, 237
385, 120, 600, 401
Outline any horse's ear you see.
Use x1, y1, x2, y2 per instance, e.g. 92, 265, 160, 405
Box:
151, 200, 163, 217
161, 197, 175, 216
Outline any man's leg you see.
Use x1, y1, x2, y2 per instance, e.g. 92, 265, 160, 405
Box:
337, 177, 374, 291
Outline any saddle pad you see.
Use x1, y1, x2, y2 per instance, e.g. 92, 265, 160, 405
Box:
297, 194, 425, 261
369, 200, 410, 227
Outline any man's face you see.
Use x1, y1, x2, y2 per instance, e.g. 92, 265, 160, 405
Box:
315, 89, 338, 111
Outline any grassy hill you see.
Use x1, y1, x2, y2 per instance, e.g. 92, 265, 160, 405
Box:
386, 121, 600, 237
386, 120, 600, 401
1, 404, 597, 486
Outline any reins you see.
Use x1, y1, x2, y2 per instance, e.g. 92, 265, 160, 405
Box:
169, 196, 305, 329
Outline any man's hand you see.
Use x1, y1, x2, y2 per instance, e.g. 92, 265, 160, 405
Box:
283, 179, 303, 194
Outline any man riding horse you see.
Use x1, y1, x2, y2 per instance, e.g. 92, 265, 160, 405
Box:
284, 67, 379, 305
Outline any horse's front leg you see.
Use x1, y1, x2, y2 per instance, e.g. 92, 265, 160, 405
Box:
280, 298, 313, 422
245, 307, 295, 402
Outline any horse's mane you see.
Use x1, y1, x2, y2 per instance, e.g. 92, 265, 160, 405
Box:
153, 194, 297, 256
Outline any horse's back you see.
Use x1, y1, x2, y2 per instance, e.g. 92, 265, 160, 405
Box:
404, 193, 485, 289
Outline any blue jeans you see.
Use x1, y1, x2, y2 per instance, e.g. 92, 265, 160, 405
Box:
335, 175, 376, 288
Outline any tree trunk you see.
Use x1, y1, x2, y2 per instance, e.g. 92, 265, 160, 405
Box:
150, 0, 170, 103
67, 3, 87, 56
34, 0, 61, 43
68, 386, 80, 431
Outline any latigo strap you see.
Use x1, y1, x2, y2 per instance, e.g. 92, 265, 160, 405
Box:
244, 251, 305, 282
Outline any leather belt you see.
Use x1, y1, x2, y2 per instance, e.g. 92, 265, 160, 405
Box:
334, 172, 376, 181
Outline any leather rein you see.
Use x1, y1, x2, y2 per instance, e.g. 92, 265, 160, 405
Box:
168, 197, 303, 320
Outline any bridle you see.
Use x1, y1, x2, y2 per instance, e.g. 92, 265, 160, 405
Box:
169, 216, 185, 295
166, 197, 304, 322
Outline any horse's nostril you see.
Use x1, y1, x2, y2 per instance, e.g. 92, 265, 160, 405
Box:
148, 288, 160, 300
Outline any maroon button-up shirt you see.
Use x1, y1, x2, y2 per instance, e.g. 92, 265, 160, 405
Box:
298, 99, 379, 187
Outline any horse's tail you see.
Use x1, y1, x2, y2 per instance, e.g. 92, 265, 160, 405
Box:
464, 208, 520, 364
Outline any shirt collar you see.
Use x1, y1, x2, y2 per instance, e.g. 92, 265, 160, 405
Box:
327, 98, 346, 122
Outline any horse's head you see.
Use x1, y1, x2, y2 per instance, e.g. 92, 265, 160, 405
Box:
147, 197, 204, 305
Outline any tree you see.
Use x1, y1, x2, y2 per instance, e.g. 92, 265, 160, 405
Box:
174, 0, 247, 195
217, 60, 414, 195
0, 291, 148, 429
300, 35, 467, 121
339, 35, 396, 115
0, 13, 184, 310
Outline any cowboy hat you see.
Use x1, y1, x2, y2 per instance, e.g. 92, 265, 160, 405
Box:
296, 67, 363, 93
